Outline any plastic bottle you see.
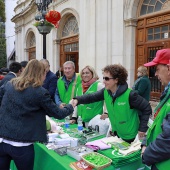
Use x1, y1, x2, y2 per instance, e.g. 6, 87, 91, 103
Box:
77, 116, 83, 134
64, 116, 70, 132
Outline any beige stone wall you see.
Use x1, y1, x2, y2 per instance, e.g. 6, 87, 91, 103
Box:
12, 0, 139, 85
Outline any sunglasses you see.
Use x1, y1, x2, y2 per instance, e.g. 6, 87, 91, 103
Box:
103, 77, 114, 81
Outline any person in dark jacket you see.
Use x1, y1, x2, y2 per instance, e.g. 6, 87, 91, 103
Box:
0, 62, 22, 87
0, 59, 74, 170
56, 67, 63, 78
72, 64, 152, 143
132, 66, 151, 101
20, 60, 28, 71
40, 59, 58, 100
141, 48, 170, 170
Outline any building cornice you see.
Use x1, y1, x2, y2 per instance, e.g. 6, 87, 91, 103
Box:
124, 18, 138, 27
11, 0, 36, 23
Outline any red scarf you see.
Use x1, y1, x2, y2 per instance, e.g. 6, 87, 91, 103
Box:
82, 78, 97, 93
154, 108, 161, 119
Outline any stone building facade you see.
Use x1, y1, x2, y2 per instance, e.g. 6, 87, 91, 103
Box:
12, 0, 170, 100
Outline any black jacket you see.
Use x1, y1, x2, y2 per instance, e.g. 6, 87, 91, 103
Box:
75, 83, 152, 132
0, 82, 73, 143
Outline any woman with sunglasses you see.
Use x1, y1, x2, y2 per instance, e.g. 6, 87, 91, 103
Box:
72, 64, 152, 143
70, 65, 106, 128
0, 59, 74, 170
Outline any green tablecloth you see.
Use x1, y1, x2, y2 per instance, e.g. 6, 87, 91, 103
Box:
10, 142, 151, 170
10, 143, 114, 170
10, 119, 151, 170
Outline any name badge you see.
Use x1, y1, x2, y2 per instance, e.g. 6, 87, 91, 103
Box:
147, 118, 154, 128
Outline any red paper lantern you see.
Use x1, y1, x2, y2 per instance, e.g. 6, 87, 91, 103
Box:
45, 10, 61, 28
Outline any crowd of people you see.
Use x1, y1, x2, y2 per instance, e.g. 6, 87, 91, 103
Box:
0, 48, 170, 170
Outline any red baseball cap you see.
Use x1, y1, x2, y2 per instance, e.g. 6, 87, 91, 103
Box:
144, 49, 170, 67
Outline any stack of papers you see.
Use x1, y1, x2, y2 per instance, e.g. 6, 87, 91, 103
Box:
101, 136, 141, 155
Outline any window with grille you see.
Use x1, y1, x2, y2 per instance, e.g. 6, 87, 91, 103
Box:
147, 47, 162, 93
64, 43, 79, 52
140, 0, 170, 16
29, 33, 36, 47
62, 16, 79, 37
147, 25, 170, 41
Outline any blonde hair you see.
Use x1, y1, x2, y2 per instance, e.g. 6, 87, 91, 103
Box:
80, 65, 99, 80
11, 59, 46, 91
138, 66, 148, 76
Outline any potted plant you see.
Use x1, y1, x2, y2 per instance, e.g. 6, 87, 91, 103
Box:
33, 20, 54, 35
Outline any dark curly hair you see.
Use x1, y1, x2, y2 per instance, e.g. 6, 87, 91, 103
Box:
9, 62, 22, 73
103, 64, 128, 85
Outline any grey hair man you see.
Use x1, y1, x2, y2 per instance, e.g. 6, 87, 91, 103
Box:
55, 61, 81, 109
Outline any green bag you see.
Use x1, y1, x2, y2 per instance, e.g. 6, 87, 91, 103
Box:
46, 120, 51, 131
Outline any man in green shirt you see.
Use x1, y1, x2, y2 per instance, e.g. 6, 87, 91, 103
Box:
55, 61, 81, 109
142, 48, 170, 170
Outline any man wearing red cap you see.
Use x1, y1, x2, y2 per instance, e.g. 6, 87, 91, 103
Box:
142, 48, 170, 170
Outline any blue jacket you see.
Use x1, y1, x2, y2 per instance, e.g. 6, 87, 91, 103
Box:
0, 82, 73, 143
0, 72, 16, 87
42, 70, 58, 99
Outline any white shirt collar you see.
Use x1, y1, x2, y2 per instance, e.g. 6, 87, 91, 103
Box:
10, 71, 17, 77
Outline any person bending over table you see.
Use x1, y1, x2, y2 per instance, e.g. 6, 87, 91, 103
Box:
0, 59, 74, 170
71, 64, 152, 143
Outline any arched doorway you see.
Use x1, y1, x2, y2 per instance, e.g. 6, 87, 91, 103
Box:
136, 0, 170, 100
26, 31, 36, 60
60, 15, 79, 72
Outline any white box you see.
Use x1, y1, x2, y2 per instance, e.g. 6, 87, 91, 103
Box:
67, 146, 93, 161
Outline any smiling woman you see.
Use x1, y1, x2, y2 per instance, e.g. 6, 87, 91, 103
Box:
70, 65, 105, 127
103, 77, 114, 81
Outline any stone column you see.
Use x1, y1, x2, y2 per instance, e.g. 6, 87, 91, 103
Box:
124, 18, 138, 87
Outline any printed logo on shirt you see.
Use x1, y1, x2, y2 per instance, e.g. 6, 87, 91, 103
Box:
117, 102, 126, 106
88, 91, 94, 93
111, 150, 123, 157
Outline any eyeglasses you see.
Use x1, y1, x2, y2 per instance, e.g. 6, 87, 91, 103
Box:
103, 77, 114, 81
82, 72, 91, 75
